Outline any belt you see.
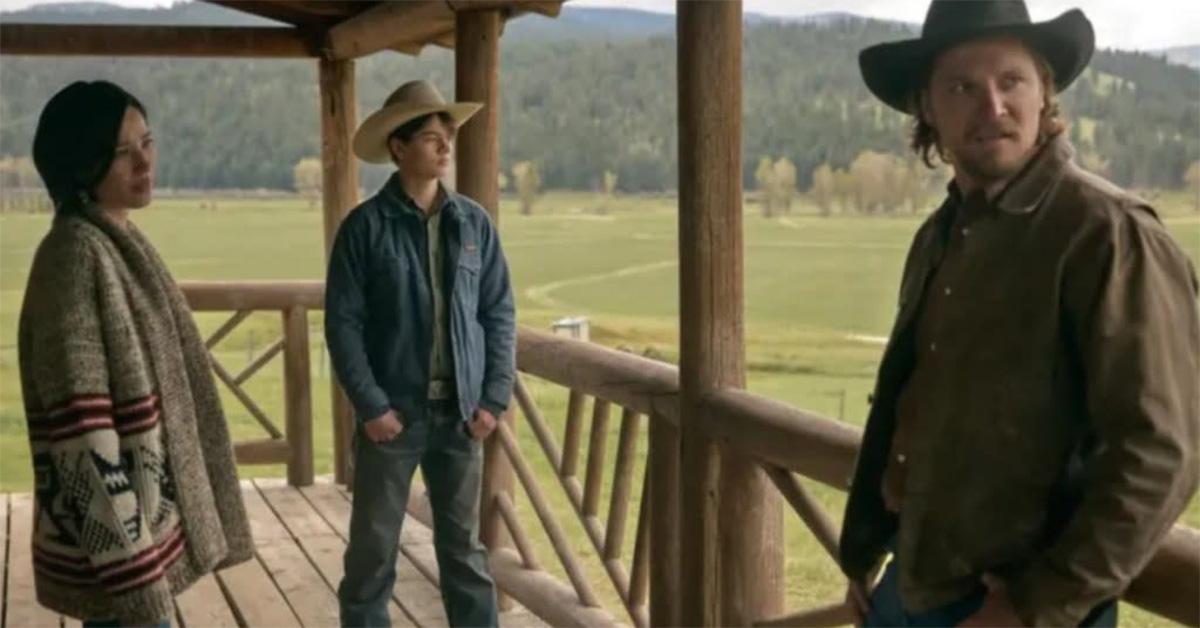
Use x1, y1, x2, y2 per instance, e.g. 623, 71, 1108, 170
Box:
427, 379, 455, 401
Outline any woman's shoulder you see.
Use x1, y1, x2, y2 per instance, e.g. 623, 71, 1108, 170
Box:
30, 215, 109, 274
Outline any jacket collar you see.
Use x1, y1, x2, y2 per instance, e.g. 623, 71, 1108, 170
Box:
380, 172, 464, 222
946, 133, 1075, 217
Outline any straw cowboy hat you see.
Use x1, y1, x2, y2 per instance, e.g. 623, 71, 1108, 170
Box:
353, 80, 482, 164
859, 0, 1095, 113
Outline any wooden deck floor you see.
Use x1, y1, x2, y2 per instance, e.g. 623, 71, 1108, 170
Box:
0, 477, 546, 628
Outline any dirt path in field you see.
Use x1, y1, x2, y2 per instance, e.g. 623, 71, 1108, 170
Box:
523, 259, 678, 310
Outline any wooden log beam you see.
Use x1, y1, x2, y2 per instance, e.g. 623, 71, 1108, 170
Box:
604, 407, 642, 560
489, 548, 618, 628
234, 438, 291, 465
407, 487, 618, 626
180, 280, 323, 311
514, 326, 1200, 624
449, 0, 564, 17
494, 422, 600, 608
233, 338, 285, 386
763, 465, 840, 563
453, 9, 517, 612
648, 414, 681, 626
582, 399, 612, 517
317, 56, 359, 486
282, 307, 314, 486
204, 309, 253, 351
204, 1, 329, 28
677, 1, 782, 624
704, 388, 861, 490
211, 357, 284, 440
517, 327, 680, 423
511, 383, 643, 625
560, 389, 588, 478
0, 24, 317, 57
323, 0, 453, 60
755, 602, 857, 628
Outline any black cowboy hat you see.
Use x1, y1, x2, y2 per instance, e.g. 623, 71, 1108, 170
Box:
859, 0, 1095, 113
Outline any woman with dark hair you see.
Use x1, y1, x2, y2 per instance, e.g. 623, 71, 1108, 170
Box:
18, 80, 252, 626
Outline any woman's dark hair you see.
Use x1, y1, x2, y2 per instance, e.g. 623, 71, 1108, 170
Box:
32, 80, 147, 215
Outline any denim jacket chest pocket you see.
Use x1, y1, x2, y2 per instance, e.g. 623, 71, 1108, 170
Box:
456, 245, 482, 306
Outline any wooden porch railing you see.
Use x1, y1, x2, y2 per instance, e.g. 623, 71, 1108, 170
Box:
504, 327, 1200, 627
176, 282, 1199, 626
180, 280, 319, 487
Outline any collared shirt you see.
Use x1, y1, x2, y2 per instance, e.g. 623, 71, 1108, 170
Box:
392, 183, 454, 391
883, 187, 992, 512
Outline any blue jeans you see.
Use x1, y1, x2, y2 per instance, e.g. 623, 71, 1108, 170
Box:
866, 554, 1118, 627
338, 401, 497, 628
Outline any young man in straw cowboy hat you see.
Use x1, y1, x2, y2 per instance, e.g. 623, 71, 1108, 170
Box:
839, 1, 1199, 626
325, 79, 514, 627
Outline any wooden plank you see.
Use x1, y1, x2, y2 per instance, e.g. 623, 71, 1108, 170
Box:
6, 493, 61, 628
245, 480, 338, 626
394, 555, 449, 628
499, 606, 550, 628
295, 482, 422, 627
240, 479, 292, 545
175, 574, 239, 628
255, 540, 339, 628
298, 481, 352, 539
256, 479, 334, 538
0, 24, 317, 58
216, 557, 299, 628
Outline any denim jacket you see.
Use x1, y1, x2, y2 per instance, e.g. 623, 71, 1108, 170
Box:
325, 174, 516, 426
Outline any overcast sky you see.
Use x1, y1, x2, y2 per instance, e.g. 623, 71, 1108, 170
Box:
1, 0, 1197, 51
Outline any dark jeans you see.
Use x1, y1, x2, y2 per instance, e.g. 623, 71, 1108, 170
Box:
866, 553, 1118, 627
338, 401, 497, 628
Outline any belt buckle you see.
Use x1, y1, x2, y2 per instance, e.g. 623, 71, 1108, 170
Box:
428, 379, 452, 400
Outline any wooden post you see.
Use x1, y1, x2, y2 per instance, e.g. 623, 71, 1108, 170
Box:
318, 57, 359, 485
455, 9, 501, 214
455, 7, 515, 611
649, 415, 681, 627
283, 306, 314, 486
677, 1, 784, 624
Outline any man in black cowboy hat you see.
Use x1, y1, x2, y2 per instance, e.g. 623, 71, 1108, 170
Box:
840, 1, 1199, 626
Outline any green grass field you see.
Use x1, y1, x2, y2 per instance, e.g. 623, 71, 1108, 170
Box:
1, 191, 1197, 622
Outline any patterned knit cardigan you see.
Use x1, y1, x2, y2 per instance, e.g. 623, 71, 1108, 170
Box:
18, 209, 253, 623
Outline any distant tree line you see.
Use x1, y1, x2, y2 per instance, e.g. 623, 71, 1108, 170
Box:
1, 18, 1196, 200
